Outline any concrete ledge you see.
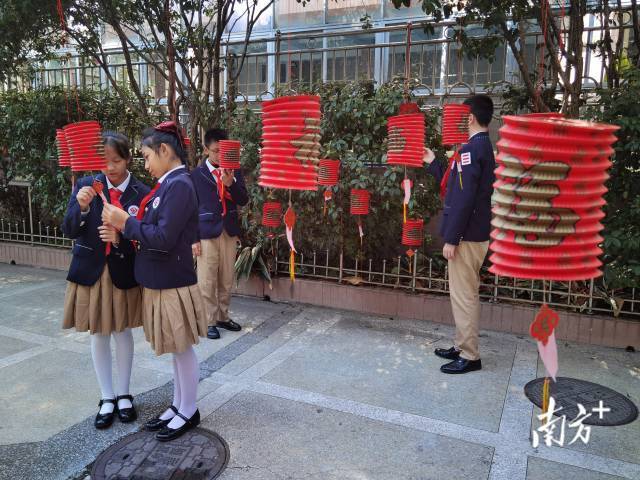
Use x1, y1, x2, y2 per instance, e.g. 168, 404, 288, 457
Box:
0, 243, 70, 271
233, 275, 640, 350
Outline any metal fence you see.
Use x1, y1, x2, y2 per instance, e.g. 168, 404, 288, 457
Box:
272, 248, 639, 319
0, 218, 73, 248
3, 12, 637, 105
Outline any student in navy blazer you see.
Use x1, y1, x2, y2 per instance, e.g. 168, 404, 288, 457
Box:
423, 95, 496, 375
102, 121, 207, 442
61, 132, 149, 430
191, 128, 248, 340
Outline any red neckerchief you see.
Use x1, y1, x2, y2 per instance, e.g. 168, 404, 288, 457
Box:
440, 149, 461, 199
210, 165, 233, 216
105, 188, 123, 255
137, 183, 160, 220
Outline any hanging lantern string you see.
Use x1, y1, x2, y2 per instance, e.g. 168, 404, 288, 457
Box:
404, 22, 413, 100
540, 278, 550, 425
403, 165, 408, 223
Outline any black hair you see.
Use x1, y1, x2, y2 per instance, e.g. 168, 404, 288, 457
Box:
463, 94, 494, 127
140, 127, 188, 165
102, 131, 132, 161
204, 128, 228, 147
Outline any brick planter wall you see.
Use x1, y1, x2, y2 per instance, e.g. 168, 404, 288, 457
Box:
232, 275, 640, 350
2, 243, 637, 349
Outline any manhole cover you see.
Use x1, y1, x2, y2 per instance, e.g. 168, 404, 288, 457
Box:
91, 428, 229, 480
524, 377, 638, 426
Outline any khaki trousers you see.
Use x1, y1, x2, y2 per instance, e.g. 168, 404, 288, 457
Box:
448, 240, 489, 361
197, 231, 238, 327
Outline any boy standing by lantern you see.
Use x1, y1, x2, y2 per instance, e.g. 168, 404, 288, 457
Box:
192, 128, 249, 339
423, 94, 495, 374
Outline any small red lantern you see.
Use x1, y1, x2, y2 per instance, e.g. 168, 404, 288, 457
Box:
386, 103, 425, 168
402, 219, 424, 247
441, 104, 470, 146
318, 159, 340, 186
219, 140, 242, 169
402, 218, 424, 272
350, 189, 370, 215
55, 129, 71, 167
319, 159, 340, 217
183, 137, 191, 148
262, 202, 282, 228
350, 189, 370, 245
63, 121, 106, 172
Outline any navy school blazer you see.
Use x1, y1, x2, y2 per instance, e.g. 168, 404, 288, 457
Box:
61, 173, 150, 289
123, 167, 200, 290
191, 161, 249, 240
426, 131, 495, 246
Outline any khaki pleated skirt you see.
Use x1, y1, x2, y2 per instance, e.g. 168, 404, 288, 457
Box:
141, 285, 208, 356
62, 266, 143, 335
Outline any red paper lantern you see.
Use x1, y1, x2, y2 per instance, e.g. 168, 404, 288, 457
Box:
387, 103, 425, 168
441, 104, 470, 146
318, 159, 340, 186
262, 202, 282, 227
350, 189, 370, 215
63, 121, 106, 172
55, 129, 71, 167
402, 219, 424, 247
259, 95, 321, 191
219, 140, 241, 169
489, 115, 619, 281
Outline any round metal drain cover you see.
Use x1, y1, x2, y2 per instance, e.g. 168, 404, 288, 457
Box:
91, 428, 229, 480
524, 377, 638, 426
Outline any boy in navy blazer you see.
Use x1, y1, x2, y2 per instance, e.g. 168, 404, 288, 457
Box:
424, 94, 496, 375
191, 128, 249, 339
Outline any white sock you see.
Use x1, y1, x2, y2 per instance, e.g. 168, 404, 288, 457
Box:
167, 347, 199, 429
159, 357, 181, 421
91, 334, 115, 414
113, 329, 134, 410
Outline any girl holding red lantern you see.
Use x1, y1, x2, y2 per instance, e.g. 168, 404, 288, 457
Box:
102, 121, 207, 442
423, 95, 496, 375
61, 132, 150, 429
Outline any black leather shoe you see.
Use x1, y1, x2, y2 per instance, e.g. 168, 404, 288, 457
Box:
144, 405, 178, 431
207, 325, 220, 339
440, 357, 482, 374
434, 346, 461, 360
156, 409, 201, 442
116, 394, 137, 423
217, 320, 241, 332
95, 398, 116, 429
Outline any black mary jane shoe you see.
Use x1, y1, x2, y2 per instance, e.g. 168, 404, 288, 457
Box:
116, 394, 137, 423
95, 398, 117, 430
144, 405, 179, 431
156, 409, 201, 442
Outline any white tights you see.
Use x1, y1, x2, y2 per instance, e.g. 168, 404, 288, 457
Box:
159, 347, 199, 429
91, 329, 134, 414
